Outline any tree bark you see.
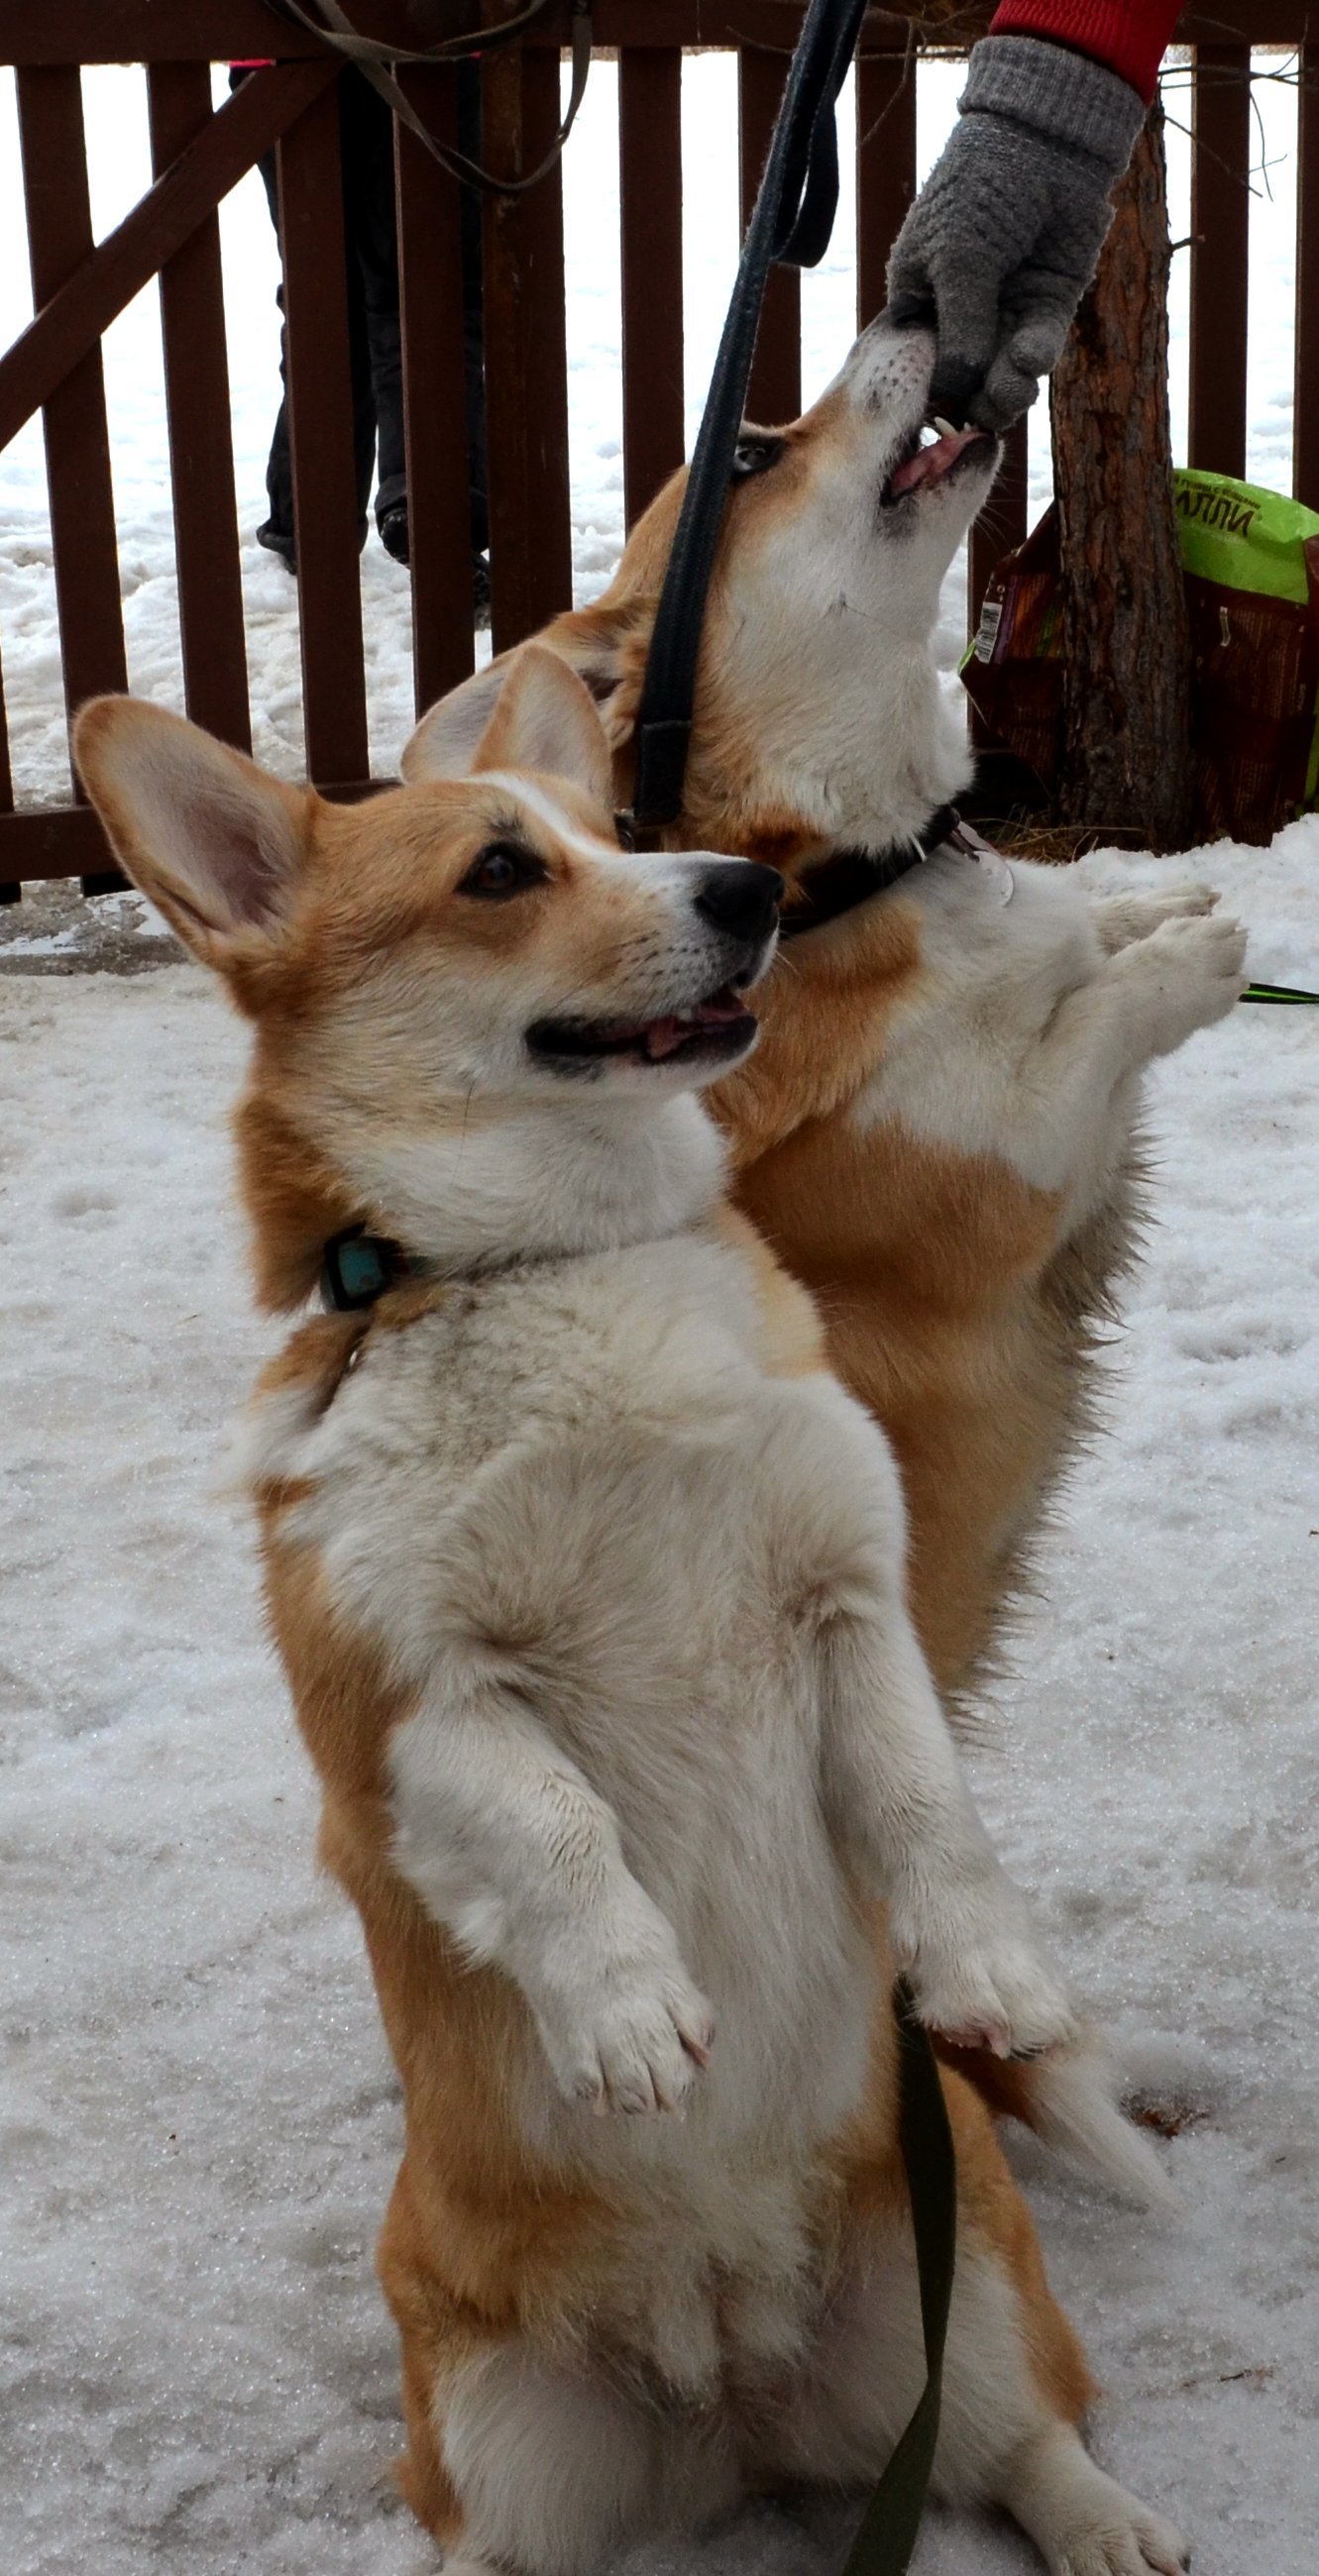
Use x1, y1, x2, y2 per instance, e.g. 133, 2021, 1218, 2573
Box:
1050, 104, 1193, 850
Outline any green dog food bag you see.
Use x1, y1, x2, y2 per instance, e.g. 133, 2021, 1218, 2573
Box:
1175, 470, 1319, 841
961, 472, 1319, 845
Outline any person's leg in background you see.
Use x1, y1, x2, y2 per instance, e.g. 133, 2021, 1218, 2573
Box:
232, 64, 376, 573
338, 70, 405, 561
346, 60, 491, 614
234, 60, 490, 609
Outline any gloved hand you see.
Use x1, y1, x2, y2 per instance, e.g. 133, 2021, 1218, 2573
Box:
886, 35, 1148, 433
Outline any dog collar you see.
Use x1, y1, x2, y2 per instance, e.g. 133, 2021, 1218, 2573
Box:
778, 802, 961, 939
320, 1226, 412, 1313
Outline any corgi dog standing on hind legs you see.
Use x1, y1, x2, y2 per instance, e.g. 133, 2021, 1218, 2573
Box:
76, 654, 1187, 2576
404, 315, 1247, 1721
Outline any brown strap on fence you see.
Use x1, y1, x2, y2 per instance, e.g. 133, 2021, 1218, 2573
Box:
263, 0, 594, 195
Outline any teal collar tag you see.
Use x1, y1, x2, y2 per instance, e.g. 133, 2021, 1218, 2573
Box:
320, 1227, 410, 1313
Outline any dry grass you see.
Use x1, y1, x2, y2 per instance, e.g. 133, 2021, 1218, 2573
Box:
970, 816, 1151, 865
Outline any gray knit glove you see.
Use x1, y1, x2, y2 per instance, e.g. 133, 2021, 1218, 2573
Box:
887, 36, 1147, 432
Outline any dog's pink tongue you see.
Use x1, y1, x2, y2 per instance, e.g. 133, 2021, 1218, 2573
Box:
889, 425, 980, 497
644, 1017, 689, 1060
644, 992, 745, 1059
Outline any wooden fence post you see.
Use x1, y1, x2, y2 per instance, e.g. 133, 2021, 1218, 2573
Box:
1051, 106, 1192, 848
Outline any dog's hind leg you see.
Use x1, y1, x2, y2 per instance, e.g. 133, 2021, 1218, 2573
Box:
769, 2069, 1187, 2575
380, 2163, 740, 2572
437, 2340, 741, 2576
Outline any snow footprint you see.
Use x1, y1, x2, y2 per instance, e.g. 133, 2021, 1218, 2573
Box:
50, 1183, 118, 1224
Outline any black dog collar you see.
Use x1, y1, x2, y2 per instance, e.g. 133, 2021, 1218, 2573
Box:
319, 1226, 412, 1313
778, 802, 961, 939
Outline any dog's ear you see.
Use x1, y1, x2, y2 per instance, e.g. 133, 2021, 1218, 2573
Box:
72, 698, 310, 975
467, 643, 613, 805
402, 611, 640, 786
399, 660, 507, 783
402, 643, 615, 804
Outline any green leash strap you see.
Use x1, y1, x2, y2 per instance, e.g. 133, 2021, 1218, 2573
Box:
1241, 982, 1319, 1005
839, 1985, 957, 2576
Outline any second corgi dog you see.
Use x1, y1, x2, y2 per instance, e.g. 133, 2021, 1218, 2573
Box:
403, 315, 1249, 1720
76, 652, 1184, 2576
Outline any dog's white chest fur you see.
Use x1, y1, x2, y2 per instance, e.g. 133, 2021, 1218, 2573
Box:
247, 1234, 896, 2175
854, 854, 1118, 1197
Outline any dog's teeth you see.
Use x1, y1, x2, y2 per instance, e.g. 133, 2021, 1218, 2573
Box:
933, 414, 959, 439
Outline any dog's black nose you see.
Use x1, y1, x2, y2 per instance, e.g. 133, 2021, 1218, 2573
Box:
695, 862, 784, 941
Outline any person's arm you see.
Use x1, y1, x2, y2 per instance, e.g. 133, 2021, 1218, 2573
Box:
887, 1, 1182, 432
987, 0, 1180, 105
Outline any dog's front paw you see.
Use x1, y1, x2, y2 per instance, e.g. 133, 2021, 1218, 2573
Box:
534, 1943, 715, 2116
1092, 882, 1218, 955
893, 1880, 1076, 2061
1154, 878, 1218, 918
1115, 909, 1248, 1054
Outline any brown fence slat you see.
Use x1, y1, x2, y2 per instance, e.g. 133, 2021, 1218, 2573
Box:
6, 1, 1312, 73
1188, 43, 1251, 478
0, 805, 111, 880
277, 74, 371, 788
619, 46, 685, 524
0, 4, 979, 70
483, 40, 573, 652
1294, 44, 1319, 506
395, 64, 479, 714
148, 62, 251, 752
0, 785, 386, 887
18, 63, 128, 891
738, 46, 800, 425
0, 61, 336, 455
856, 50, 916, 329
18, 64, 128, 712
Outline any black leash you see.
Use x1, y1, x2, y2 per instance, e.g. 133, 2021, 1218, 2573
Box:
263, 0, 593, 197
624, 0, 870, 842
843, 1984, 957, 2576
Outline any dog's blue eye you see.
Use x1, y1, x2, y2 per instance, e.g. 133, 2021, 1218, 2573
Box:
731, 436, 785, 482
460, 843, 547, 900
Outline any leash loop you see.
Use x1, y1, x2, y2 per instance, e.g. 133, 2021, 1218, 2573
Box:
627, 0, 869, 833
263, 0, 594, 198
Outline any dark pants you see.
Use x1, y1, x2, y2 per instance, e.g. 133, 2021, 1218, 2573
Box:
239, 66, 488, 557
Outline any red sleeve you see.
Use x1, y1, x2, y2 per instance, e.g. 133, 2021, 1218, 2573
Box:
986, 0, 1182, 103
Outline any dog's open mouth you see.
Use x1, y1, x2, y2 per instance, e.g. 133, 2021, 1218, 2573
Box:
527, 983, 757, 1073
881, 418, 994, 507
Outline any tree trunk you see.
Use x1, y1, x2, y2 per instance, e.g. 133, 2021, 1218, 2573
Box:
1050, 104, 1193, 850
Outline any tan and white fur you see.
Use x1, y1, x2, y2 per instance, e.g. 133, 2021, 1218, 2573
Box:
404, 315, 1247, 1726
76, 660, 1186, 2576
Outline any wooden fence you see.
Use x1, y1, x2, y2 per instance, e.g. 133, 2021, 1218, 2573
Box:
0, 0, 1310, 896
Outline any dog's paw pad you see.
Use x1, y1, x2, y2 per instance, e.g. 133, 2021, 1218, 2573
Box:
544, 1975, 715, 2117
907, 1948, 1075, 2065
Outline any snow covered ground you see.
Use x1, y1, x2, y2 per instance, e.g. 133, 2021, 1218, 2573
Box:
3, 833, 1318, 2576
3, 40, 1318, 2576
